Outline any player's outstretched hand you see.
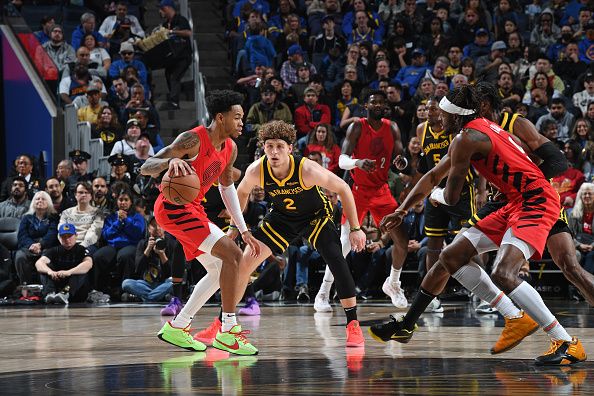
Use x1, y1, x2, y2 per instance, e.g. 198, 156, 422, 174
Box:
380, 210, 406, 232
349, 229, 367, 252
168, 158, 195, 177
242, 231, 261, 257
393, 155, 408, 171
355, 159, 376, 173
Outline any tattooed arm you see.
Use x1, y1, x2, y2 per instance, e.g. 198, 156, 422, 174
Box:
140, 131, 201, 177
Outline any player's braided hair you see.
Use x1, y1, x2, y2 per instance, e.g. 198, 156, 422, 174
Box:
258, 120, 297, 145
446, 84, 479, 131
206, 90, 244, 117
475, 81, 502, 114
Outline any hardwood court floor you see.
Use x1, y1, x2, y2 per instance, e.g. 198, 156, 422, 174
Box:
0, 300, 592, 395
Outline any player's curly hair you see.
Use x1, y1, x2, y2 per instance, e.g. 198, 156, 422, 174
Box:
206, 90, 244, 117
258, 120, 297, 144
446, 84, 479, 130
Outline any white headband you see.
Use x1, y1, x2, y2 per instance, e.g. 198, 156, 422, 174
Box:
439, 96, 475, 116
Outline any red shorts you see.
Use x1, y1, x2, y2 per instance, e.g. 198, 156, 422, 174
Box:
474, 181, 560, 259
154, 194, 222, 260
343, 183, 398, 226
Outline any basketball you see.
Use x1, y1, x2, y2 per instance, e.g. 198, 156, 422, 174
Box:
161, 172, 200, 205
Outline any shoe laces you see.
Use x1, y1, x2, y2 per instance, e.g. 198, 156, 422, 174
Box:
543, 339, 565, 355
230, 328, 252, 345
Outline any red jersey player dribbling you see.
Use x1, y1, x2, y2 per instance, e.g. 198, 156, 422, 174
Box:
140, 90, 259, 356
314, 90, 410, 311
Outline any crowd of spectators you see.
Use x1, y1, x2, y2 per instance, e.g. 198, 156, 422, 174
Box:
5, 0, 594, 305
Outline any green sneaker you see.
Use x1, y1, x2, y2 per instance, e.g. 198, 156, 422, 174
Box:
157, 321, 207, 351
212, 325, 258, 356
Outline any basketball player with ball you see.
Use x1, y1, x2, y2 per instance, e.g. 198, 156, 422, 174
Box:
141, 90, 261, 356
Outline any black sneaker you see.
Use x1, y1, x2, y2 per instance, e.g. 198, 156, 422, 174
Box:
368, 315, 418, 343
535, 337, 587, 366
121, 292, 141, 302
297, 285, 310, 303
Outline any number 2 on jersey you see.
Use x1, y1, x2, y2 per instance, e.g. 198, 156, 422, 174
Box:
283, 198, 296, 211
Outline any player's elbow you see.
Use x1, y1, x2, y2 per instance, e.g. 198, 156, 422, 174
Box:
443, 190, 460, 206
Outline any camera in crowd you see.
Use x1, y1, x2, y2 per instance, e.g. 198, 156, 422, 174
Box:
155, 238, 167, 250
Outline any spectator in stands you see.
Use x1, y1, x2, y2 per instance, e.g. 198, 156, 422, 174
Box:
242, 22, 276, 73
92, 105, 122, 156
59, 181, 103, 254
233, 0, 270, 20
56, 159, 74, 186
548, 24, 574, 62
72, 79, 108, 110
107, 77, 130, 122
578, 20, 594, 64
269, 0, 305, 40
99, 1, 145, 40
123, 83, 159, 127
159, 0, 193, 110
527, 55, 565, 93
343, 0, 384, 38
311, 15, 346, 70
280, 44, 317, 89
552, 139, 586, 208
325, 43, 366, 93
93, 188, 145, 298
413, 78, 435, 106
523, 71, 561, 104
573, 72, 594, 115
569, 183, 594, 274
275, 13, 309, 55
572, 117, 594, 150
59, 64, 105, 105
35, 223, 93, 304
497, 71, 523, 103
455, 8, 488, 47
394, 48, 429, 98
121, 216, 172, 302
14, 191, 59, 286
288, 63, 313, 106
108, 42, 149, 95
133, 109, 163, 153
347, 10, 383, 51
294, 87, 331, 138
530, 9, 560, 53
444, 45, 464, 78
554, 41, 587, 85
0, 177, 30, 219
41, 25, 76, 76
0, 154, 42, 201
45, 177, 74, 214
303, 123, 341, 173
77, 80, 104, 123
536, 97, 575, 142
476, 41, 509, 83
246, 83, 293, 135
463, 28, 492, 60
110, 118, 154, 156
83, 33, 111, 76
539, 118, 562, 145
91, 176, 113, 214
34, 16, 55, 45
71, 12, 107, 50
107, 154, 133, 186
335, 79, 357, 123
68, 150, 95, 185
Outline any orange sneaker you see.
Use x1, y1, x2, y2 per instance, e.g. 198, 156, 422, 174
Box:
491, 311, 539, 354
193, 317, 221, 346
346, 320, 365, 347
535, 337, 587, 366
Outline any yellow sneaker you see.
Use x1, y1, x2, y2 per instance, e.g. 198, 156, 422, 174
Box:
490, 311, 538, 354
535, 337, 587, 366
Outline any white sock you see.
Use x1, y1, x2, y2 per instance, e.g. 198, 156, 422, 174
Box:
508, 281, 572, 342
451, 262, 502, 307
318, 266, 334, 295
489, 292, 522, 319
171, 256, 222, 328
222, 312, 237, 332
389, 267, 402, 284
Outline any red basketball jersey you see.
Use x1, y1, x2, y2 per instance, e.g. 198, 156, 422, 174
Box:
351, 118, 394, 188
465, 118, 547, 200
188, 125, 233, 205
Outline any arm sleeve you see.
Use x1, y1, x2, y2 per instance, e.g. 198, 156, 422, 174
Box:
534, 141, 569, 179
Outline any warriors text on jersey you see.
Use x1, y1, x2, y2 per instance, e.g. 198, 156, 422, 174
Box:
350, 118, 394, 188
420, 121, 475, 192
260, 155, 332, 219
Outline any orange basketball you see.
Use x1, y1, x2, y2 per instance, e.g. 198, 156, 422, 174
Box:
161, 172, 201, 205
